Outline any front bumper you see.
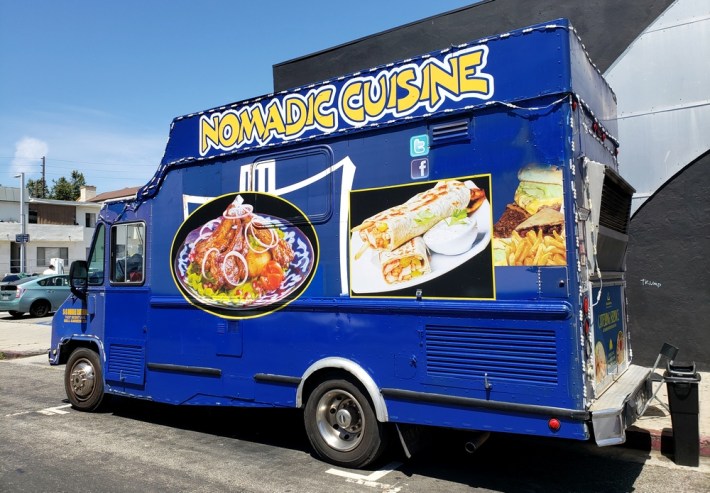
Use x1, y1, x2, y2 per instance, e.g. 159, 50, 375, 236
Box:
589, 364, 652, 446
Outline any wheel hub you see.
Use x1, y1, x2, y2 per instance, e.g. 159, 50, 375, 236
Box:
315, 389, 365, 452
335, 408, 353, 428
70, 361, 95, 398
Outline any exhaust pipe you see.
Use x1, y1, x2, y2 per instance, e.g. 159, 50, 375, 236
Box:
464, 432, 490, 454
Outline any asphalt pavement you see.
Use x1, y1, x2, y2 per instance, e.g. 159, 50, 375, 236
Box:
1, 312, 708, 461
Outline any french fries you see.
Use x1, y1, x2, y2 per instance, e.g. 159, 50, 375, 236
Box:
504, 230, 566, 266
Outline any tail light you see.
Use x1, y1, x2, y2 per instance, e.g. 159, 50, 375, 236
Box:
15, 286, 25, 299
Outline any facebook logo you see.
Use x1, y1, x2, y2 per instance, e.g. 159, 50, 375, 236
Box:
411, 158, 429, 179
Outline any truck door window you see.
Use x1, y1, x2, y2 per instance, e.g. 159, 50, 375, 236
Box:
110, 223, 145, 284
88, 224, 105, 286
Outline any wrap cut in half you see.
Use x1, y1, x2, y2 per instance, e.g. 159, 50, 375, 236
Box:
380, 237, 431, 284
355, 180, 472, 252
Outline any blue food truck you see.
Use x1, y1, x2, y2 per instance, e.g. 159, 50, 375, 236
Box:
50, 19, 650, 467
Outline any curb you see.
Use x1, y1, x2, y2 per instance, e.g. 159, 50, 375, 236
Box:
0, 349, 48, 360
625, 425, 710, 458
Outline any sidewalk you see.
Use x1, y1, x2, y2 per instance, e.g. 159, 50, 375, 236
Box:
0, 315, 707, 458
0, 317, 52, 359
625, 367, 710, 458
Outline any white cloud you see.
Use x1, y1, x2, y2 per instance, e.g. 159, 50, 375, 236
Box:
1, 108, 167, 193
11, 137, 49, 175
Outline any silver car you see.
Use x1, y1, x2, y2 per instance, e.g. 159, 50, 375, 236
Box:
0, 275, 70, 317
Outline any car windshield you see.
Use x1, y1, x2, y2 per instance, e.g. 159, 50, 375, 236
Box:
1, 275, 19, 282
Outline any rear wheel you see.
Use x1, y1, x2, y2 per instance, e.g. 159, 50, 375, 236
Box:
8, 310, 23, 318
304, 378, 387, 468
29, 300, 50, 317
65, 347, 105, 411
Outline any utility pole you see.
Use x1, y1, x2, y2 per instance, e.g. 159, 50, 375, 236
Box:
14, 172, 26, 273
41, 156, 46, 198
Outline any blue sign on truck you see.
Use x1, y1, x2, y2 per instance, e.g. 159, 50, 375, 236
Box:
50, 18, 650, 467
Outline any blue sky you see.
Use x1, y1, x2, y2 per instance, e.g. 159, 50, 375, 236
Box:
0, 1, 475, 193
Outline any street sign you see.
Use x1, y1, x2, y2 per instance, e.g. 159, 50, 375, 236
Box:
15, 234, 29, 243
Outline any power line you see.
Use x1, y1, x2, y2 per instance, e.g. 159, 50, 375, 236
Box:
0, 156, 157, 167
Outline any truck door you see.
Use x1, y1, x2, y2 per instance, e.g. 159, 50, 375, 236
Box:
103, 221, 148, 388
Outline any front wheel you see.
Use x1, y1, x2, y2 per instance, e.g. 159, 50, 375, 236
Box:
65, 347, 105, 411
304, 378, 388, 468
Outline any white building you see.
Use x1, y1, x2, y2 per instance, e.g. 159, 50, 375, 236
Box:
0, 185, 102, 275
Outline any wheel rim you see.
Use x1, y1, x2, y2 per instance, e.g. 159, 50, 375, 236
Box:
69, 359, 96, 401
315, 388, 364, 452
32, 303, 49, 317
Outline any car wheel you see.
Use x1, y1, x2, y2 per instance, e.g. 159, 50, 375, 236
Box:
8, 310, 24, 318
29, 300, 50, 317
304, 378, 388, 468
65, 347, 106, 411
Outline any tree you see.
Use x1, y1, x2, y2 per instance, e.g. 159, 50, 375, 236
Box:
26, 178, 49, 198
49, 170, 86, 201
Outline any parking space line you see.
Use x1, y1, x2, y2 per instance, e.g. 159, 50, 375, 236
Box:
37, 404, 72, 415
325, 461, 402, 482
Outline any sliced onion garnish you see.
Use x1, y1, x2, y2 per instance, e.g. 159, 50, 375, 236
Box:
222, 251, 248, 286
200, 248, 220, 278
246, 216, 278, 253
223, 195, 254, 219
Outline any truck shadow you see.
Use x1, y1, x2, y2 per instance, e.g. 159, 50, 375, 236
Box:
106, 397, 647, 490
400, 430, 647, 492
108, 396, 311, 454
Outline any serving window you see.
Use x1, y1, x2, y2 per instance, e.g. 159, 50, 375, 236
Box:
243, 146, 334, 225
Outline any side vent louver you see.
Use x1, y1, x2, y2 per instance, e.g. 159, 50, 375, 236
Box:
431, 119, 470, 144
426, 326, 558, 384
106, 343, 145, 385
599, 171, 633, 234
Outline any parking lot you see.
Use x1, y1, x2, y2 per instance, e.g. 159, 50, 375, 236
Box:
1, 315, 709, 492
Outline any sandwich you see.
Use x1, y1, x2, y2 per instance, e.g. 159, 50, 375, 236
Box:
513, 165, 563, 215
380, 237, 431, 284
514, 207, 564, 237
354, 180, 472, 252
493, 203, 530, 238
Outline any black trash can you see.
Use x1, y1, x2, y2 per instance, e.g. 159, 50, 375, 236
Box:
664, 362, 701, 467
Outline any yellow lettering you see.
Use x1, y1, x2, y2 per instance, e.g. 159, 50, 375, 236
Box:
458, 50, 489, 95
396, 69, 420, 113
363, 76, 387, 118
285, 96, 307, 135
386, 72, 398, 110
238, 107, 266, 144
313, 87, 336, 129
200, 114, 220, 154
428, 60, 459, 107
263, 102, 286, 137
219, 112, 240, 148
342, 81, 364, 123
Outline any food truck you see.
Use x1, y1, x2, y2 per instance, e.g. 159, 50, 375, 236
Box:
50, 18, 650, 467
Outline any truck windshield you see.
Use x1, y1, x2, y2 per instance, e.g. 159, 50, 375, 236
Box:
88, 224, 105, 285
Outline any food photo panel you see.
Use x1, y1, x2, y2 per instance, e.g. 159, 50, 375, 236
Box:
349, 175, 494, 300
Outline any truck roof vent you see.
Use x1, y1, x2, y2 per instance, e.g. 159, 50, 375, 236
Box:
431, 119, 470, 144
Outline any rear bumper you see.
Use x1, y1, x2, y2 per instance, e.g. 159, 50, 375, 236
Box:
589, 364, 652, 446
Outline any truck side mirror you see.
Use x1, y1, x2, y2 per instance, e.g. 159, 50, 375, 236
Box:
69, 260, 88, 300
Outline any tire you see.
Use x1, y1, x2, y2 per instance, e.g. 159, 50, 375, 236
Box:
29, 300, 50, 317
8, 311, 24, 318
304, 378, 388, 468
65, 348, 105, 411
